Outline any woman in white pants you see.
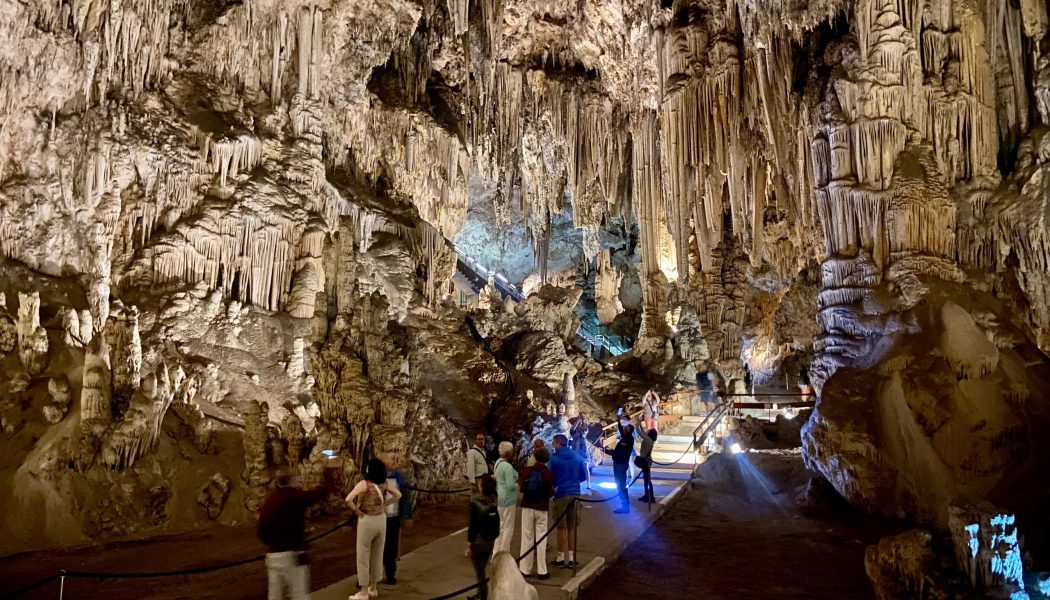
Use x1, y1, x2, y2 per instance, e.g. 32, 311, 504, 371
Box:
346, 458, 401, 599
517, 447, 555, 579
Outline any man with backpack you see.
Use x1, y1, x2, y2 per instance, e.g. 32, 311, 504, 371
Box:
465, 475, 500, 600
466, 432, 490, 492
517, 446, 554, 579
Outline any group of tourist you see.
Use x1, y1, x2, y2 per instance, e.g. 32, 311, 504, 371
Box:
255, 389, 673, 600
256, 453, 411, 600
463, 432, 588, 598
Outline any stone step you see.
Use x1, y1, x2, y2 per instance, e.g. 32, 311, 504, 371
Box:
653, 434, 693, 444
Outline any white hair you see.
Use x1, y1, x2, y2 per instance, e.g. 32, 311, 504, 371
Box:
498, 441, 514, 456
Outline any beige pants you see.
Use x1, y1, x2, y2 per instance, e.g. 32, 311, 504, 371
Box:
356, 513, 387, 588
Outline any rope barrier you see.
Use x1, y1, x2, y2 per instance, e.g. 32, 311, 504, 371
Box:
0, 517, 355, 599
648, 442, 695, 467
404, 484, 472, 495
427, 491, 576, 600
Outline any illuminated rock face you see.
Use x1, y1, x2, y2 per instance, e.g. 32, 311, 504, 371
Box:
1, 0, 1049, 557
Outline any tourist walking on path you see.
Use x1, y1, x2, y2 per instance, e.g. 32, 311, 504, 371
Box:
744, 364, 753, 394
549, 434, 587, 568
257, 466, 339, 600
517, 446, 555, 579
346, 458, 401, 600
642, 390, 660, 433
635, 425, 657, 503
381, 454, 413, 585
492, 441, 518, 556
466, 432, 490, 492
466, 475, 501, 600
605, 422, 635, 514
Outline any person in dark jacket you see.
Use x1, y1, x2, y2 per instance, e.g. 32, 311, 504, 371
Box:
257, 466, 338, 599
517, 447, 555, 579
382, 453, 413, 585
636, 426, 657, 503
604, 423, 634, 514
466, 475, 500, 600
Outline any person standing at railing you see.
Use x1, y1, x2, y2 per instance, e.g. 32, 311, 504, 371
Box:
465, 475, 500, 600
549, 434, 587, 568
492, 442, 519, 557
569, 416, 593, 492
465, 432, 490, 493
634, 422, 657, 504
257, 466, 339, 600
346, 459, 402, 600
381, 453, 413, 586
517, 446, 554, 580
604, 422, 635, 514
642, 390, 660, 433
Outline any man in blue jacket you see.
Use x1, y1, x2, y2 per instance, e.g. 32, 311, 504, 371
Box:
549, 434, 587, 568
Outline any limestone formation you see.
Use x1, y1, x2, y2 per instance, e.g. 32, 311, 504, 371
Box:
42, 376, 72, 425
101, 363, 175, 470
16, 292, 49, 375
864, 530, 937, 600
197, 474, 233, 521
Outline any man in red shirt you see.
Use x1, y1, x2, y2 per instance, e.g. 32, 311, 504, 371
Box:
257, 466, 338, 599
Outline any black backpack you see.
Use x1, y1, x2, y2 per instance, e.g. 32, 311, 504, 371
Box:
476, 499, 500, 541
522, 468, 547, 504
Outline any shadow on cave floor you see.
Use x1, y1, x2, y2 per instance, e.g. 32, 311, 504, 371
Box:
0, 503, 466, 600
582, 451, 902, 600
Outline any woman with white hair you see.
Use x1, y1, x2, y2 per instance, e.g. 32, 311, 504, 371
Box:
492, 440, 519, 556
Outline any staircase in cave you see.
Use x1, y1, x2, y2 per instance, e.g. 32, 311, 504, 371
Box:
451, 245, 630, 357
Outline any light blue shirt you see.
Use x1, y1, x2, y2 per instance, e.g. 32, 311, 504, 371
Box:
493, 458, 518, 507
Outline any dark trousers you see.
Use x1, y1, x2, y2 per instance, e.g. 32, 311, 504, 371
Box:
641, 461, 654, 500
613, 463, 629, 511
470, 540, 494, 600
383, 516, 401, 581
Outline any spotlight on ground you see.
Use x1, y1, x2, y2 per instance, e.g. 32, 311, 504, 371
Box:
730, 442, 743, 455
597, 482, 618, 490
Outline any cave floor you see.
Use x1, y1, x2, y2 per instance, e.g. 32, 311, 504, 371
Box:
582, 452, 900, 600
0, 503, 467, 600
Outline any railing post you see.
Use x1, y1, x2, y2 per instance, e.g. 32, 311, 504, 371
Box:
572, 499, 579, 577
58, 571, 65, 600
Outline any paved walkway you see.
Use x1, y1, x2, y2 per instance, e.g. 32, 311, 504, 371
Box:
315, 472, 688, 600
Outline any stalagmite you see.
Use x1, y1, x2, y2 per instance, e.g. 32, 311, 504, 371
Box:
105, 303, 142, 411
16, 292, 49, 376
287, 338, 306, 379
594, 250, 624, 325
63, 308, 83, 348
101, 362, 175, 470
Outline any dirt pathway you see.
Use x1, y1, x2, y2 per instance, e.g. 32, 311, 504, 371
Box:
583, 452, 899, 600
1, 503, 466, 600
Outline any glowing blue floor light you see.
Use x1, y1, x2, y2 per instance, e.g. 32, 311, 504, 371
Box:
730, 442, 743, 455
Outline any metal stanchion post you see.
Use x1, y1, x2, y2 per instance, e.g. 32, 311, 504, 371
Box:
572, 499, 579, 577
58, 572, 65, 600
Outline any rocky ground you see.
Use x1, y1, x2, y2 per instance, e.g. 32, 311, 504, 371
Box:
585, 450, 902, 600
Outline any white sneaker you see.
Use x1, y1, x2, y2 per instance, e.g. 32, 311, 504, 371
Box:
349, 591, 369, 600
368, 589, 379, 598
